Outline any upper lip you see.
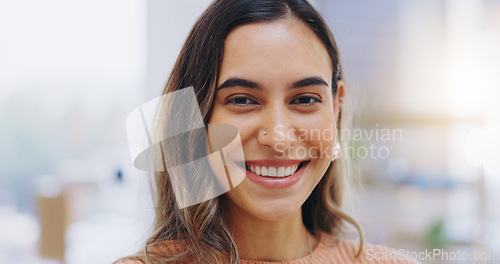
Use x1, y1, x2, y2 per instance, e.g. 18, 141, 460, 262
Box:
237, 159, 307, 167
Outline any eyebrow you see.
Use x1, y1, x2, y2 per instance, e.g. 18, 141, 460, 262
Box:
216, 76, 329, 91
291, 77, 329, 88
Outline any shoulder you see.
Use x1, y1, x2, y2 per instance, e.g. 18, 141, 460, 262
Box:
359, 242, 422, 264
113, 239, 190, 264
316, 232, 422, 264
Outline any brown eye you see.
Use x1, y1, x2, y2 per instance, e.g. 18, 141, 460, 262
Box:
291, 96, 321, 105
226, 97, 258, 105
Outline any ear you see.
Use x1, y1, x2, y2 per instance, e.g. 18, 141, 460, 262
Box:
334, 80, 344, 123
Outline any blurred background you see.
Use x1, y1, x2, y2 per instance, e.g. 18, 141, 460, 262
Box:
0, 0, 499, 263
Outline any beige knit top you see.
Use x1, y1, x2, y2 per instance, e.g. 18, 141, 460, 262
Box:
240, 231, 420, 264
116, 231, 420, 264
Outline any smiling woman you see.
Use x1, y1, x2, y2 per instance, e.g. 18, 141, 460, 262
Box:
116, 0, 419, 263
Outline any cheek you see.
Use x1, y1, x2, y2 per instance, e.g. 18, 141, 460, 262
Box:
209, 109, 257, 140
296, 114, 337, 154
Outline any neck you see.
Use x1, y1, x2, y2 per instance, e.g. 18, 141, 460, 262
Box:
224, 197, 317, 261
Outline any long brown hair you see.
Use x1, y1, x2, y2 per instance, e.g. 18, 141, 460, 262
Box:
121, 0, 363, 263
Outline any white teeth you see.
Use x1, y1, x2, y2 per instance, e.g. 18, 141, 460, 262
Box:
261, 166, 268, 176
248, 164, 302, 177
255, 166, 261, 175
277, 167, 285, 177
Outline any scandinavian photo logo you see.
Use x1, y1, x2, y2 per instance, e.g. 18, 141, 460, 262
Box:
126, 87, 245, 208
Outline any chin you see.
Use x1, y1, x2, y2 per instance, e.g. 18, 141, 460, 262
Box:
244, 196, 304, 222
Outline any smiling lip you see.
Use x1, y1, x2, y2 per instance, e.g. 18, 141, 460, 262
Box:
234, 159, 310, 189
243, 159, 303, 167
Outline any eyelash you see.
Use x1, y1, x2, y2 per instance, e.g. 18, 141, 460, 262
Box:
290, 96, 321, 105
225, 96, 322, 106
226, 97, 258, 105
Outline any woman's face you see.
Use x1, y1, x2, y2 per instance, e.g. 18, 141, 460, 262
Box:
208, 19, 342, 222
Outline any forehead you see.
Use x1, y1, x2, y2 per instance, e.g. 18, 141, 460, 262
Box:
220, 19, 332, 83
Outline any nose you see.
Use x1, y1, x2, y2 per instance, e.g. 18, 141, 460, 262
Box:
257, 102, 299, 154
